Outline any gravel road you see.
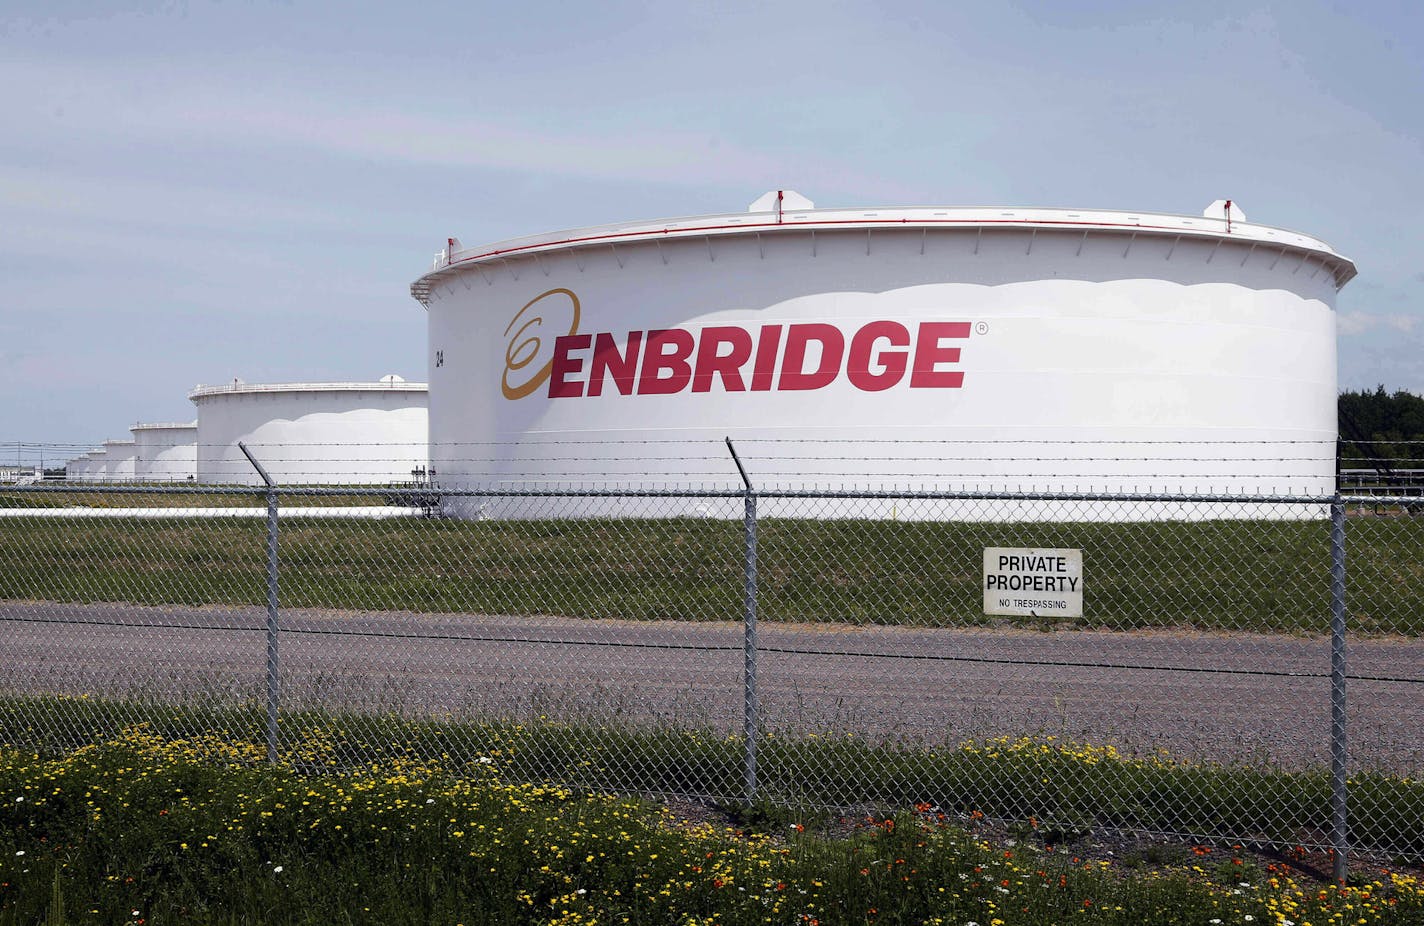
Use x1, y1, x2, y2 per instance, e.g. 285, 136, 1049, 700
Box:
3, 601, 1420, 771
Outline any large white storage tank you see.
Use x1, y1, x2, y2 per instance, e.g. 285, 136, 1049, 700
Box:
412, 195, 1355, 518
101, 440, 137, 482
83, 449, 108, 483
190, 377, 429, 485
132, 421, 198, 482
65, 456, 89, 482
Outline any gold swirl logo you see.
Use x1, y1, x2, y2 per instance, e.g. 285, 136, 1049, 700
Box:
502, 288, 582, 400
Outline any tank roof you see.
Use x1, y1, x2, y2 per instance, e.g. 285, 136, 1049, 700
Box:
412, 198, 1356, 307
131, 421, 198, 431
189, 380, 428, 401
101, 439, 136, 448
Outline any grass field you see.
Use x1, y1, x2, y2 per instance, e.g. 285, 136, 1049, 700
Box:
1, 514, 1419, 633
2, 721, 1421, 925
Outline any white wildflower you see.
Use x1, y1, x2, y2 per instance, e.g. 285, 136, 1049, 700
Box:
273, 865, 283, 873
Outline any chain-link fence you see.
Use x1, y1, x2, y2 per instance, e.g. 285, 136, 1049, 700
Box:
2, 442, 1421, 880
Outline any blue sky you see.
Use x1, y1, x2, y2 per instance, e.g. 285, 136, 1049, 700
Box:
1, 0, 1420, 445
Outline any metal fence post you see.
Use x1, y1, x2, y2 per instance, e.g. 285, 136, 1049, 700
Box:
1330, 497, 1349, 883
239, 442, 281, 765
726, 438, 758, 802
742, 491, 759, 801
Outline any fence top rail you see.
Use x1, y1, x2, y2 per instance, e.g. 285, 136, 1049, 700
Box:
1340, 494, 1424, 504
3, 483, 1344, 505
736, 488, 1335, 504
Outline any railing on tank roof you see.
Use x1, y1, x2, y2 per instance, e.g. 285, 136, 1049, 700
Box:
428, 204, 1351, 275
188, 381, 428, 399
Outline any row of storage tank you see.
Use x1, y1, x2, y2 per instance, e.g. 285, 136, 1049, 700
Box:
65, 377, 428, 486
66, 422, 199, 482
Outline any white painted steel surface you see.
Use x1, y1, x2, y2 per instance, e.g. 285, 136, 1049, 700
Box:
190, 380, 428, 485
81, 450, 106, 483
100, 440, 136, 482
131, 422, 198, 482
413, 199, 1356, 518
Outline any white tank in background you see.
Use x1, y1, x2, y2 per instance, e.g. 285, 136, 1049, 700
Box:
101, 440, 137, 481
131, 421, 198, 482
65, 456, 89, 482
190, 377, 428, 485
81, 449, 107, 483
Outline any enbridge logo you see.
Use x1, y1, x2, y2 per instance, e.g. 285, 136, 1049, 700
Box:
501, 288, 582, 400
502, 290, 971, 400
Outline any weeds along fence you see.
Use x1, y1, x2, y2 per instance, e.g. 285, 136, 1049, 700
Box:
1, 440, 1422, 879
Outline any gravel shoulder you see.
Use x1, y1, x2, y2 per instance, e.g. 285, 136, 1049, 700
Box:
3, 600, 1421, 770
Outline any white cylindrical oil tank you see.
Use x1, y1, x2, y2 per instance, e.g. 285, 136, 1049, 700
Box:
83, 449, 108, 483
131, 422, 198, 482
190, 378, 428, 485
65, 456, 88, 482
101, 440, 137, 482
412, 196, 1355, 518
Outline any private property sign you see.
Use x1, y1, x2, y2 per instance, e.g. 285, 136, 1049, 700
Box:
983, 548, 1084, 617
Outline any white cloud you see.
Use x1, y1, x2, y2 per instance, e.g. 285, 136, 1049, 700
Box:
0, 57, 920, 201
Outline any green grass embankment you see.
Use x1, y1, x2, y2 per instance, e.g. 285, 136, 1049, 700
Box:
0, 515, 1419, 633
2, 512, 1412, 635
2, 697, 1423, 862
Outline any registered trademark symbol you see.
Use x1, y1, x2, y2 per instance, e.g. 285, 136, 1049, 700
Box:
974, 322, 989, 336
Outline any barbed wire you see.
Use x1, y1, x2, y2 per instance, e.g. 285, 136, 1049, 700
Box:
22, 437, 1424, 448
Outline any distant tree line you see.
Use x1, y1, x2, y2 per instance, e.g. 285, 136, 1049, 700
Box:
1339, 386, 1424, 468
